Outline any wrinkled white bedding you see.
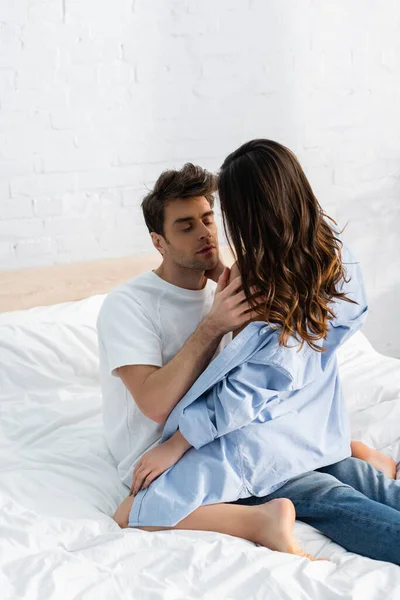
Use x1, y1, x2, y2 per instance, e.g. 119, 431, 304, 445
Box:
0, 295, 399, 599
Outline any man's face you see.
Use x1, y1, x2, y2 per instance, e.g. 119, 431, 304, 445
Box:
158, 196, 219, 270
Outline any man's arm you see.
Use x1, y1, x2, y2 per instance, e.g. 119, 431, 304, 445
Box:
118, 318, 222, 424
118, 269, 257, 424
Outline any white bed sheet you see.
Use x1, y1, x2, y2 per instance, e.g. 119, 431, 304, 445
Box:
1, 296, 400, 599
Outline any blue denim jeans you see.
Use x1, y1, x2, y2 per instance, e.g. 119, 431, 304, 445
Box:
232, 457, 400, 564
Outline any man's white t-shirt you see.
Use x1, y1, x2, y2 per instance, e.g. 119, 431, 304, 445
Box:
97, 270, 230, 487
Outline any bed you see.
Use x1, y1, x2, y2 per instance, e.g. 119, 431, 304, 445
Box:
1, 252, 400, 600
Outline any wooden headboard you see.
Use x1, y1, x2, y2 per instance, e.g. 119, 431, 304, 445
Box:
0, 247, 234, 313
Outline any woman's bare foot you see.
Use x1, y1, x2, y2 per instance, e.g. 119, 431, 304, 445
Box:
351, 441, 397, 479
252, 498, 316, 560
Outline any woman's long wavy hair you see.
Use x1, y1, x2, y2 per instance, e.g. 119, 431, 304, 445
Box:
218, 139, 355, 351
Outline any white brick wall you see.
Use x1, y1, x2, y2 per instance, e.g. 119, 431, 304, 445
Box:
0, 0, 399, 356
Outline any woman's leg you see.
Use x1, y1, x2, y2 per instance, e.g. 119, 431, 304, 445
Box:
235, 466, 400, 564
114, 495, 315, 559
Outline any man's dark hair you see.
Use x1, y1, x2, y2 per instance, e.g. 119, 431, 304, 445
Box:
141, 163, 216, 236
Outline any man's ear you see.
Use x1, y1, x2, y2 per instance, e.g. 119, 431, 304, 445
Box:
150, 232, 166, 256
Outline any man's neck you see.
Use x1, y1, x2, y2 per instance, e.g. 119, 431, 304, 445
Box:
154, 262, 208, 291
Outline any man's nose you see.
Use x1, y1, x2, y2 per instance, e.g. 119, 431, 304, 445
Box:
199, 223, 211, 239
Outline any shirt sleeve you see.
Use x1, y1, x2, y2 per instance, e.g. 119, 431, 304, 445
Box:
178, 362, 292, 449
326, 241, 369, 349
97, 291, 163, 376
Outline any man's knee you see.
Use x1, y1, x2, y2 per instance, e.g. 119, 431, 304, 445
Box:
319, 456, 371, 483
286, 470, 352, 504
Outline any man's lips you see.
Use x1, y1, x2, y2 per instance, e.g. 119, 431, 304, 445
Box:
197, 245, 216, 254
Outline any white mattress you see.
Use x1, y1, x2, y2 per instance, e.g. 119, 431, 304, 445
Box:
1, 296, 400, 599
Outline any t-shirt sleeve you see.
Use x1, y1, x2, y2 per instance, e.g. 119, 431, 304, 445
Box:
97, 292, 163, 376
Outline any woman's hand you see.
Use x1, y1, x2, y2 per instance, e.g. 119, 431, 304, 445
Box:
130, 430, 192, 496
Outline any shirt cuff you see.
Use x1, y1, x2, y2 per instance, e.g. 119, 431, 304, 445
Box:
178, 401, 217, 450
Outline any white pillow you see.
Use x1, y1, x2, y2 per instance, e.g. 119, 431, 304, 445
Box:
337, 331, 400, 415
0, 295, 105, 398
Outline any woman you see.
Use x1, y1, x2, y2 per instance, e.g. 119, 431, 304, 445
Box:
115, 140, 399, 564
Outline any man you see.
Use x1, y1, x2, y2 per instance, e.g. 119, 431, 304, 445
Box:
97, 163, 255, 489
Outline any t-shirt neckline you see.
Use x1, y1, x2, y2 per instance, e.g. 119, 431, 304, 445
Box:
148, 270, 213, 297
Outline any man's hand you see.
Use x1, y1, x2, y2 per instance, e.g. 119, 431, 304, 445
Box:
130, 430, 192, 496
117, 268, 257, 426
205, 269, 258, 336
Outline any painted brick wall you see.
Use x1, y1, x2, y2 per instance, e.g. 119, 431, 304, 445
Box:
0, 0, 399, 355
